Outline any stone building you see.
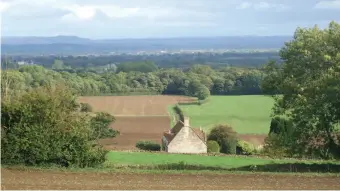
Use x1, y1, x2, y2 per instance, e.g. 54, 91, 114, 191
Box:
162, 117, 207, 153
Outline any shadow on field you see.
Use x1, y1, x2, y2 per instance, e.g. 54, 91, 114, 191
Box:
112, 162, 340, 173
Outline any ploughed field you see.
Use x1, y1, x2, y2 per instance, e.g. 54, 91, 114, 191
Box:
78, 95, 195, 116
78, 95, 196, 150
2, 168, 340, 190
99, 116, 170, 150
79, 95, 271, 149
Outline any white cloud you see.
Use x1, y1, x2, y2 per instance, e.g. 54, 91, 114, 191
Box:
236, 1, 288, 11
0, 1, 12, 13
315, 0, 340, 9
61, 5, 97, 21
237, 2, 252, 9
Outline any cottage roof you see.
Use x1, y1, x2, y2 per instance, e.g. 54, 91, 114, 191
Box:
163, 125, 206, 144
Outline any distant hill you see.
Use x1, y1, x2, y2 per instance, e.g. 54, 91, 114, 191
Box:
1, 35, 292, 55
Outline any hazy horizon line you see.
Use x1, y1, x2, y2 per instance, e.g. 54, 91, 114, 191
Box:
1, 35, 293, 41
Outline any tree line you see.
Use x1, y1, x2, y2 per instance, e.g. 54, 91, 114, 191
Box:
1, 63, 265, 100
2, 51, 281, 70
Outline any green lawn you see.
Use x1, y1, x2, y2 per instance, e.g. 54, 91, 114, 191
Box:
106, 151, 339, 170
107, 151, 287, 168
171, 95, 275, 134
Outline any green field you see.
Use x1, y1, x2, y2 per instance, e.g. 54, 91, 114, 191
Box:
106, 151, 340, 172
106, 151, 283, 168
170, 95, 275, 134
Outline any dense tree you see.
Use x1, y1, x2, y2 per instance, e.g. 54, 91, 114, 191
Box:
3, 51, 281, 70
1, 84, 110, 167
262, 21, 340, 159
116, 61, 158, 73
2, 60, 265, 98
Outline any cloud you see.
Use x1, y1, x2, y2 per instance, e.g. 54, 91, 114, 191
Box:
237, 2, 252, 9
236, 1, 288, 11
0, 1, 11, 13
315, 0, 340, 9
1, 0, 340, 38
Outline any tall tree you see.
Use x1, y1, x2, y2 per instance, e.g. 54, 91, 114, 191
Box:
262, 21, 340, 159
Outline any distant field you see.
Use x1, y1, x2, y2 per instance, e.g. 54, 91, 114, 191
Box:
174, 95, 275, 134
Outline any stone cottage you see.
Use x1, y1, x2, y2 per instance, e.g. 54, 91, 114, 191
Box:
162, 117, 207, 153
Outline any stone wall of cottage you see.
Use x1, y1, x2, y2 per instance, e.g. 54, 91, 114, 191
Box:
167, 126, 207, 154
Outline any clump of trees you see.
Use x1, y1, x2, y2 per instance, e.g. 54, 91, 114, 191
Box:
207, 124, 238, 154
261, 21, 340, 159
1, 84, 118, 167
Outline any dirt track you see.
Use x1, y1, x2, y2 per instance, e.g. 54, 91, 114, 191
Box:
99, 116, 170, 150
2, 168, 340, 190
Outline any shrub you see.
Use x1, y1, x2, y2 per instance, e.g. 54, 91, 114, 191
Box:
207, 124, 238, 154
1, 84, 108, 168
262, 117, 295, 158
236, 140, 256, 155
136, 140, 161, 151
80, 103, 93, 112
262, 134, 291, 158
225, 139, 237, 154
173, 105, 184, 122
90, 112, 119, 140
207, 140, 220, 153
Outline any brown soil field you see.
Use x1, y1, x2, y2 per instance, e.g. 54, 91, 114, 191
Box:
2, 168, 340, 190
78, 95, 195, 116
98, 116, 170, 150
78, 95, 266, 150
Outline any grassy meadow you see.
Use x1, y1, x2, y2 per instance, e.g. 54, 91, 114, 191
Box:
106, 151, 340, 173
106, 151, 283, 168
169, 95, 275, 134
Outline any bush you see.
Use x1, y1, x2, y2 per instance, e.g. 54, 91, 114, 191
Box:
173, 105, 184, 122
207, 124, 238, 154
207, 140, 220, 153
1, 84, 108, 168
262, 134, 291, 158
136, 140, 161, 151
80, 103, 93, 112
262, 117, 295, 158
90, 112, 119, 140
236, 140, 256, 155
225, 139, 237, 154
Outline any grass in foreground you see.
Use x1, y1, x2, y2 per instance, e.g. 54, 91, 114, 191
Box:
106, 151, 339, 167
105, 151, 340, 173
172, 95, 275, 134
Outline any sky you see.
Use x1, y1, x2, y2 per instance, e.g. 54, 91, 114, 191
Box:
1, 0, 340, 39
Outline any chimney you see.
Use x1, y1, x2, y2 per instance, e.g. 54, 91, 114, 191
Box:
184, 117, 190, 127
